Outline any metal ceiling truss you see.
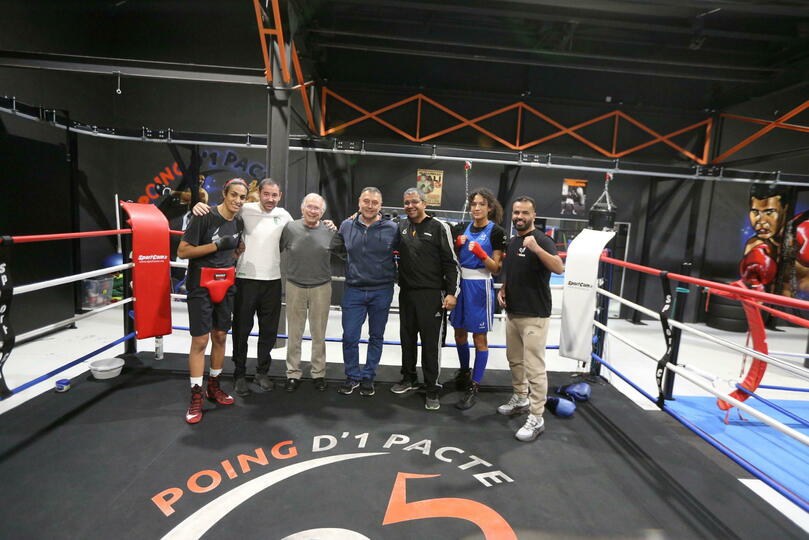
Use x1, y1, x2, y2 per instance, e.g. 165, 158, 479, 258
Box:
3, 95, 808, 187
252, 0, 316, 132
319, 89, 714, 164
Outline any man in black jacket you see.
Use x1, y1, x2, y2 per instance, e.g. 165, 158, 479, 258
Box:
391, 187, 460, 410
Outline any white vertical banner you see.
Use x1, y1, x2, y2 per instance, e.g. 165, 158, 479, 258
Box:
559, 228, 615, 362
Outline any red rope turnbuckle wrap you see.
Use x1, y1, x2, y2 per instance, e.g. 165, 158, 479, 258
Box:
0, 229, 132, 245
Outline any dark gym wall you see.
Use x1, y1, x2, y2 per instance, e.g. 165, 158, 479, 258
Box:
2, 63, 805, 322
0, 114, 74, 333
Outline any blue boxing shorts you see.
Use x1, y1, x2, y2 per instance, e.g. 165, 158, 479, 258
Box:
449, 271, 495, 333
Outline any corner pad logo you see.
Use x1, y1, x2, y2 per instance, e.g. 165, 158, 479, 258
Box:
566, 280, 592, 289
152, 431, 517, 539
137, 254, 168, 263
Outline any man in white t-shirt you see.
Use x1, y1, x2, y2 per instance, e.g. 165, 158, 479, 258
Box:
195, 178, 292, 396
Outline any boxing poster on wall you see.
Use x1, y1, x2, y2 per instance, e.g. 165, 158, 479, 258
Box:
740, 183, 809, 299
561, 178, 587, 216
417, 169, 444, 206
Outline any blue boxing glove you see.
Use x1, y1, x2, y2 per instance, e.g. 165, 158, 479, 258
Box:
546, 396, 576, 418
557, 382, 591, 402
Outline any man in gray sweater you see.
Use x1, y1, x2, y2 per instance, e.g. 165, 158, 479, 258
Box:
279, 193, 335, 391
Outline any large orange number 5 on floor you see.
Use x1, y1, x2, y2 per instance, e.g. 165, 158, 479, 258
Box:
382, 472, 518, 539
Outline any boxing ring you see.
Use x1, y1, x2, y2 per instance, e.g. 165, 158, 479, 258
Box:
0, 208, 807, 538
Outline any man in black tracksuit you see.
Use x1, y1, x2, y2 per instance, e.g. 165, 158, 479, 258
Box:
391, 187, 460, 410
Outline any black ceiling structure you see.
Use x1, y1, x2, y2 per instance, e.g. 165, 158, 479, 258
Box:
2, 0, 807, 111
1, 0, 808, 172
293, 0, 809, 112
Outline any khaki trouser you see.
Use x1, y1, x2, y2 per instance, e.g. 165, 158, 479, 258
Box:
505, 314, 549, 416
285, 281, 331, 379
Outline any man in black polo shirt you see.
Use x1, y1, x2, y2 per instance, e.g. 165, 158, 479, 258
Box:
497, 196, 564, 441
391, 187, 459, 410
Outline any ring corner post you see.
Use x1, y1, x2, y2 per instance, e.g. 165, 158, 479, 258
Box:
119, 209, 137, 355
663, 262, 691, 400
590, 254, 612, 378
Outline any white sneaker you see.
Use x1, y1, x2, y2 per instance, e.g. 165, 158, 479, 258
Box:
515, 414, 545, 442
497, 394, 530, 415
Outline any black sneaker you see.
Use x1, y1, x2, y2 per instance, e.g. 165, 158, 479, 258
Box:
359, 379, 375, 397
455, 382, 479, 410
391, 378, 418, 394
451, 368, 472, 391
338, 379, 360, 395
254, 373, 273, 391
425, 391, 441, 410
234, 377, 250, 397
313, 377, 327, 391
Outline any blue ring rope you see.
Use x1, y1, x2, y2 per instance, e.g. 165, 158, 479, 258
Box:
757, 384, 809, 393
592, 352, 809, 513
733, 384, 809, 428
3, 332, 137, 399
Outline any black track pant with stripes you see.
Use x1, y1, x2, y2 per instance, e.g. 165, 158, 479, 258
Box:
399, 288, 447, 392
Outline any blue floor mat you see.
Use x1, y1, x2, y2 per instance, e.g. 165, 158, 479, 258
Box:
668, 395, 809, 505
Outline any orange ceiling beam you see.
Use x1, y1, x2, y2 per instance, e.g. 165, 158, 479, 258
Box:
319, 88, 713, 164
713, 100, 809, 164
253, 0, 317, 133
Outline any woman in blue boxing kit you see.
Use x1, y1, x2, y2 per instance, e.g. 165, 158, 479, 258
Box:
449, 188, 507, 410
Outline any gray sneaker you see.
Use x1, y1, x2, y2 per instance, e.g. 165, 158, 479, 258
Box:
391, 378, 418, 394
338, 379, 360, 395
359, 379, 375, 397
425, 391, 440, 410
254, 373, 273, 391
234, 377, 250, 397
497, 394, 530, 415
515, 414, 545, 442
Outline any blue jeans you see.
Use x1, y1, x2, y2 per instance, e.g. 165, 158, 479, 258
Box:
341, 285, 394, 381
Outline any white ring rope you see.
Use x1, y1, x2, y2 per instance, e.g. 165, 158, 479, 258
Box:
593, 320, 809, 447
677, 363, 725, 384
15, 297, 134, 343
598, 287, 809, 381
769, 350, 809, 359
13, 263, 133, 296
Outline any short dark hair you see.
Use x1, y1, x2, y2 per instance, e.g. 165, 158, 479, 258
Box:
258, 178, 281, 191
512, 196, 536, 211
750, 183, 790, 203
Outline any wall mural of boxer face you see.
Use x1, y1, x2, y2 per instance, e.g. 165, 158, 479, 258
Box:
748, 195, 786, 244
